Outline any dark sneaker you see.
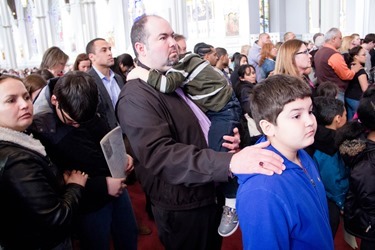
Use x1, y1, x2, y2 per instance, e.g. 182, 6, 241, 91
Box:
218, 206, 239, 237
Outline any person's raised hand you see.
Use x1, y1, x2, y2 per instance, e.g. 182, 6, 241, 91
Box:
229, 141, 285, 175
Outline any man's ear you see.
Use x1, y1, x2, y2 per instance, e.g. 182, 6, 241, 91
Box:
259, 119, 275, 136
51, 95, 58, 106
88, 53, 95, 62
134, 42, 146, 57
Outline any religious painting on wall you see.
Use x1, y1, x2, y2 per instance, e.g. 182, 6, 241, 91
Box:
225, 11, 239, 36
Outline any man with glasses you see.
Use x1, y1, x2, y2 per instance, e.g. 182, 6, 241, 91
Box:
29, 71, 138, 250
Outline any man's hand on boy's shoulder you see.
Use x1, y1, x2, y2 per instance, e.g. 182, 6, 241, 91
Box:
230, 140, 285, 176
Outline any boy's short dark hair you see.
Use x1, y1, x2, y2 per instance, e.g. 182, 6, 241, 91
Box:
53, 71, 98, 123
313, 97, 345, 126
250, 74, 311, 131
357, 86, 375, 131
316, 81, 339, 98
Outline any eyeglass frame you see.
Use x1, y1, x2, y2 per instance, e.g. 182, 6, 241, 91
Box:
295, 49, 310, 55
56, 99, 98, 127
58, 104, 80, 127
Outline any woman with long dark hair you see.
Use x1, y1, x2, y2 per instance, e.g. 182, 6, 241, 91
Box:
345, 45, 369, 120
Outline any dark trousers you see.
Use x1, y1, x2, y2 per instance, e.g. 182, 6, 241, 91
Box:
218, 176, 239, 198
206, 92, 241, 153
151, 203, 223, 250
328, 198, 340, 238
361, 239, 375, 250
78, 191, 138, 250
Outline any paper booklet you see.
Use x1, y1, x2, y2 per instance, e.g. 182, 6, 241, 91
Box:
100, 126, 128, 178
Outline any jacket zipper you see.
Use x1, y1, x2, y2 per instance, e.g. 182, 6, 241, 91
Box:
366, 222, 372, 233
301, 165, 316, 186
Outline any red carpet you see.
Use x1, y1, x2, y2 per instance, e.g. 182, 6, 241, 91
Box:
128, 182, 358, 250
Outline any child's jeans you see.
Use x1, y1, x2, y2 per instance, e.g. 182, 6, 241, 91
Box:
206, 92, 241, 153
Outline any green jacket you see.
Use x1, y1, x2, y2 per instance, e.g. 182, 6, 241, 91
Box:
148, 53, 232, 112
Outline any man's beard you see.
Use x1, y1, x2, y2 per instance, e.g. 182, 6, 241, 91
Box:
167, 56, 179, 66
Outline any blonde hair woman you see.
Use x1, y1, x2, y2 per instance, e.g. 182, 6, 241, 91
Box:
274, 39, 315, 93
274, 40, 312, 77
339, 36, 354, 53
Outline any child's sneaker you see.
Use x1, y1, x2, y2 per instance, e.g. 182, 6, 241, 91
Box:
218, 205, 239, 237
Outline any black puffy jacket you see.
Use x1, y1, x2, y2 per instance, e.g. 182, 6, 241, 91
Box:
0, 136, 83, 249
341, 138, 375, 241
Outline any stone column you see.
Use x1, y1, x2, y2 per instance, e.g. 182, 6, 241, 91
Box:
363, 0, 375, 36
269, 0, 286, 33
248, 0, 261, 34
34, 0, 48, 53
320, 0, 340, 33
170, 0, 187, 36
82, 0, 97, 41
0, 0, 17, 68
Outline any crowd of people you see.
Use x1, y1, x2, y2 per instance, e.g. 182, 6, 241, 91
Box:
1, 13, 375, 250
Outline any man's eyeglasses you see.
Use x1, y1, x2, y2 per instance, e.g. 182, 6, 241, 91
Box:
58, 104, 97, 127
59, 105, 80, 127
295, 50, 309, 55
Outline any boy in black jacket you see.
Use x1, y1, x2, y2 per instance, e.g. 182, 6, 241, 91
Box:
29, 71, 138, 250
